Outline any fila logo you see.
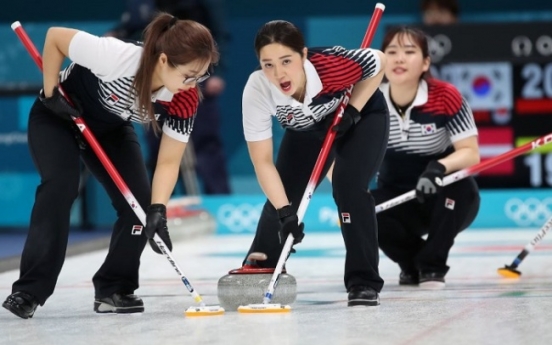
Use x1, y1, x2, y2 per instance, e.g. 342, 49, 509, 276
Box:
421, 123, 437, 135
105, 94, 120, 105
131, 225, 143, 235
445, 198, 455, 210
341, 212, 351, 224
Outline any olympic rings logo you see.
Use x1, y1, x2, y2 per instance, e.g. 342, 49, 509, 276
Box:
216, 203, 264, 233
511, 35, 552, 57
319, 206, 340, 227
427, 34, 452, 63
504, 198, 552, 227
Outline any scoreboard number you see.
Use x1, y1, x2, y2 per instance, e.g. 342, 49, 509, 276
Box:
521, 63, 552, 99
524, 153, 552, 187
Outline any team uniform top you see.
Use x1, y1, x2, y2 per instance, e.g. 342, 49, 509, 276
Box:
58, 31, 198, 142
377, 78, 478, 190
242, 46, 384, 142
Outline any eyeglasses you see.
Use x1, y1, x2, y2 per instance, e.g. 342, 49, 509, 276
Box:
183, 72, 210, 85
174, 65, 211, 85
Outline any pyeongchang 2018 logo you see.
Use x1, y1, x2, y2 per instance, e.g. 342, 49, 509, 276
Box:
504, 198, 552, 227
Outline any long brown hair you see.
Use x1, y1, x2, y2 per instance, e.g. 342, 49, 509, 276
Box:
381, 26, 432, 80
133, 12, 219, 131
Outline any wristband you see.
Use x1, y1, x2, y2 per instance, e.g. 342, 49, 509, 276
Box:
277, 205, 293, 219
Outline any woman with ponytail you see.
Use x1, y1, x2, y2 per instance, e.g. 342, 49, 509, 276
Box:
2, 12, 219, 319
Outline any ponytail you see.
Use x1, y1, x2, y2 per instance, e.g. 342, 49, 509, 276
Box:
133, 12, 174, 133
133, 12, 218, 133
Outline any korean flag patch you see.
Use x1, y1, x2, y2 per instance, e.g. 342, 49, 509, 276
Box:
421, 123, 437, 135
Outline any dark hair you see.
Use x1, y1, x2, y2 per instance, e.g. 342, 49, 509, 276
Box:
381, 26, 432, 80
133, 12, 219, 132
254, 20, 305, 58
420, 0, 460, 16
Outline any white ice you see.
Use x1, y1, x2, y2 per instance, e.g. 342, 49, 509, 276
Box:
1, 229, 551, 345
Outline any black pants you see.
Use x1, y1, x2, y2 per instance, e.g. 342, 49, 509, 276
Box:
191, 95, 231, 194
245, 107, 389, 292
372, 177, 480, 275
12, 100, 150, 305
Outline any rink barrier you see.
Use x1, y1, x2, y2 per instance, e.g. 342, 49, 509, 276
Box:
198, 190, 552, 235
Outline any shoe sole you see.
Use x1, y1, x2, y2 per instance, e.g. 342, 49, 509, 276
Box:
419, 281, 445, 289
2, 301, 35, 319
347, 299, 380, 307
94, 301, 144, 314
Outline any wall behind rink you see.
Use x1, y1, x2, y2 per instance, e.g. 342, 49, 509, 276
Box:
199, 190, 552, 235
2, 10, 552, 229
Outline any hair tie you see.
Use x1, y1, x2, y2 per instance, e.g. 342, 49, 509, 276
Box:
167, 16, 178, 30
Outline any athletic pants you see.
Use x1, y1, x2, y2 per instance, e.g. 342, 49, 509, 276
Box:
372, 177, 480, 275
12, 100, 150, 304
244, 106, 389, 292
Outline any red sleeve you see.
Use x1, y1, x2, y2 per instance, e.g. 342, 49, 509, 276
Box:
309, 46, 380, 95
158, 88, 199, 119
422, 79, 463, 116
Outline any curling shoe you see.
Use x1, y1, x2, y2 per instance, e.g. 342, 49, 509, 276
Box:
419, 272, 446, 289
347, 286, 380, 307
94, 293, 144, 314
2, 291, 39, 319
399, 270, 420, 286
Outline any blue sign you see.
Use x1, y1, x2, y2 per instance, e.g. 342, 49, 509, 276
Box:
200, 190, 552, 235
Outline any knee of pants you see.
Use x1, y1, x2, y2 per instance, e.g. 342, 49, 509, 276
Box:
331, 176, 371, 206
40, 176, 80, 206
458, 194, 481, 231
376, 215, 400, 246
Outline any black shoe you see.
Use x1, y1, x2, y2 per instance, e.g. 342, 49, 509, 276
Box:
347, 286, 380, 307
399, 271, 419, 285
94, 293, 144, 314
419, 272, 446, 288
2, 291, 39, 319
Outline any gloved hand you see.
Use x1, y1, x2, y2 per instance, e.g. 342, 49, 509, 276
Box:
277, 205, 305, 246
144, 204, 173, 254
415, 160, 446, 203
40, 87, 82, 122
39, 87, 86, 149
331, 104, 362, 138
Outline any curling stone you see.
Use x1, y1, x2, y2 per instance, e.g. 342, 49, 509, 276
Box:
217, 252, 297, 311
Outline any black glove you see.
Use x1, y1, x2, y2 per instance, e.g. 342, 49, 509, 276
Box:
39, 87, 82, 122
277, 205, 305, 247
331, 104, 362, 138
40, 87, 87, 150
415, 160, 446, 203
144, 204, 173, 254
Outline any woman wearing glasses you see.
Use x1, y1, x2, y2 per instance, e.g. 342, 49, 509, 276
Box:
2, 13, 218, 319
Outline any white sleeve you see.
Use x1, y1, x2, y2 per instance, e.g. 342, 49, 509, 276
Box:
68, 31, 141, 81
242, 72, 275, 142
